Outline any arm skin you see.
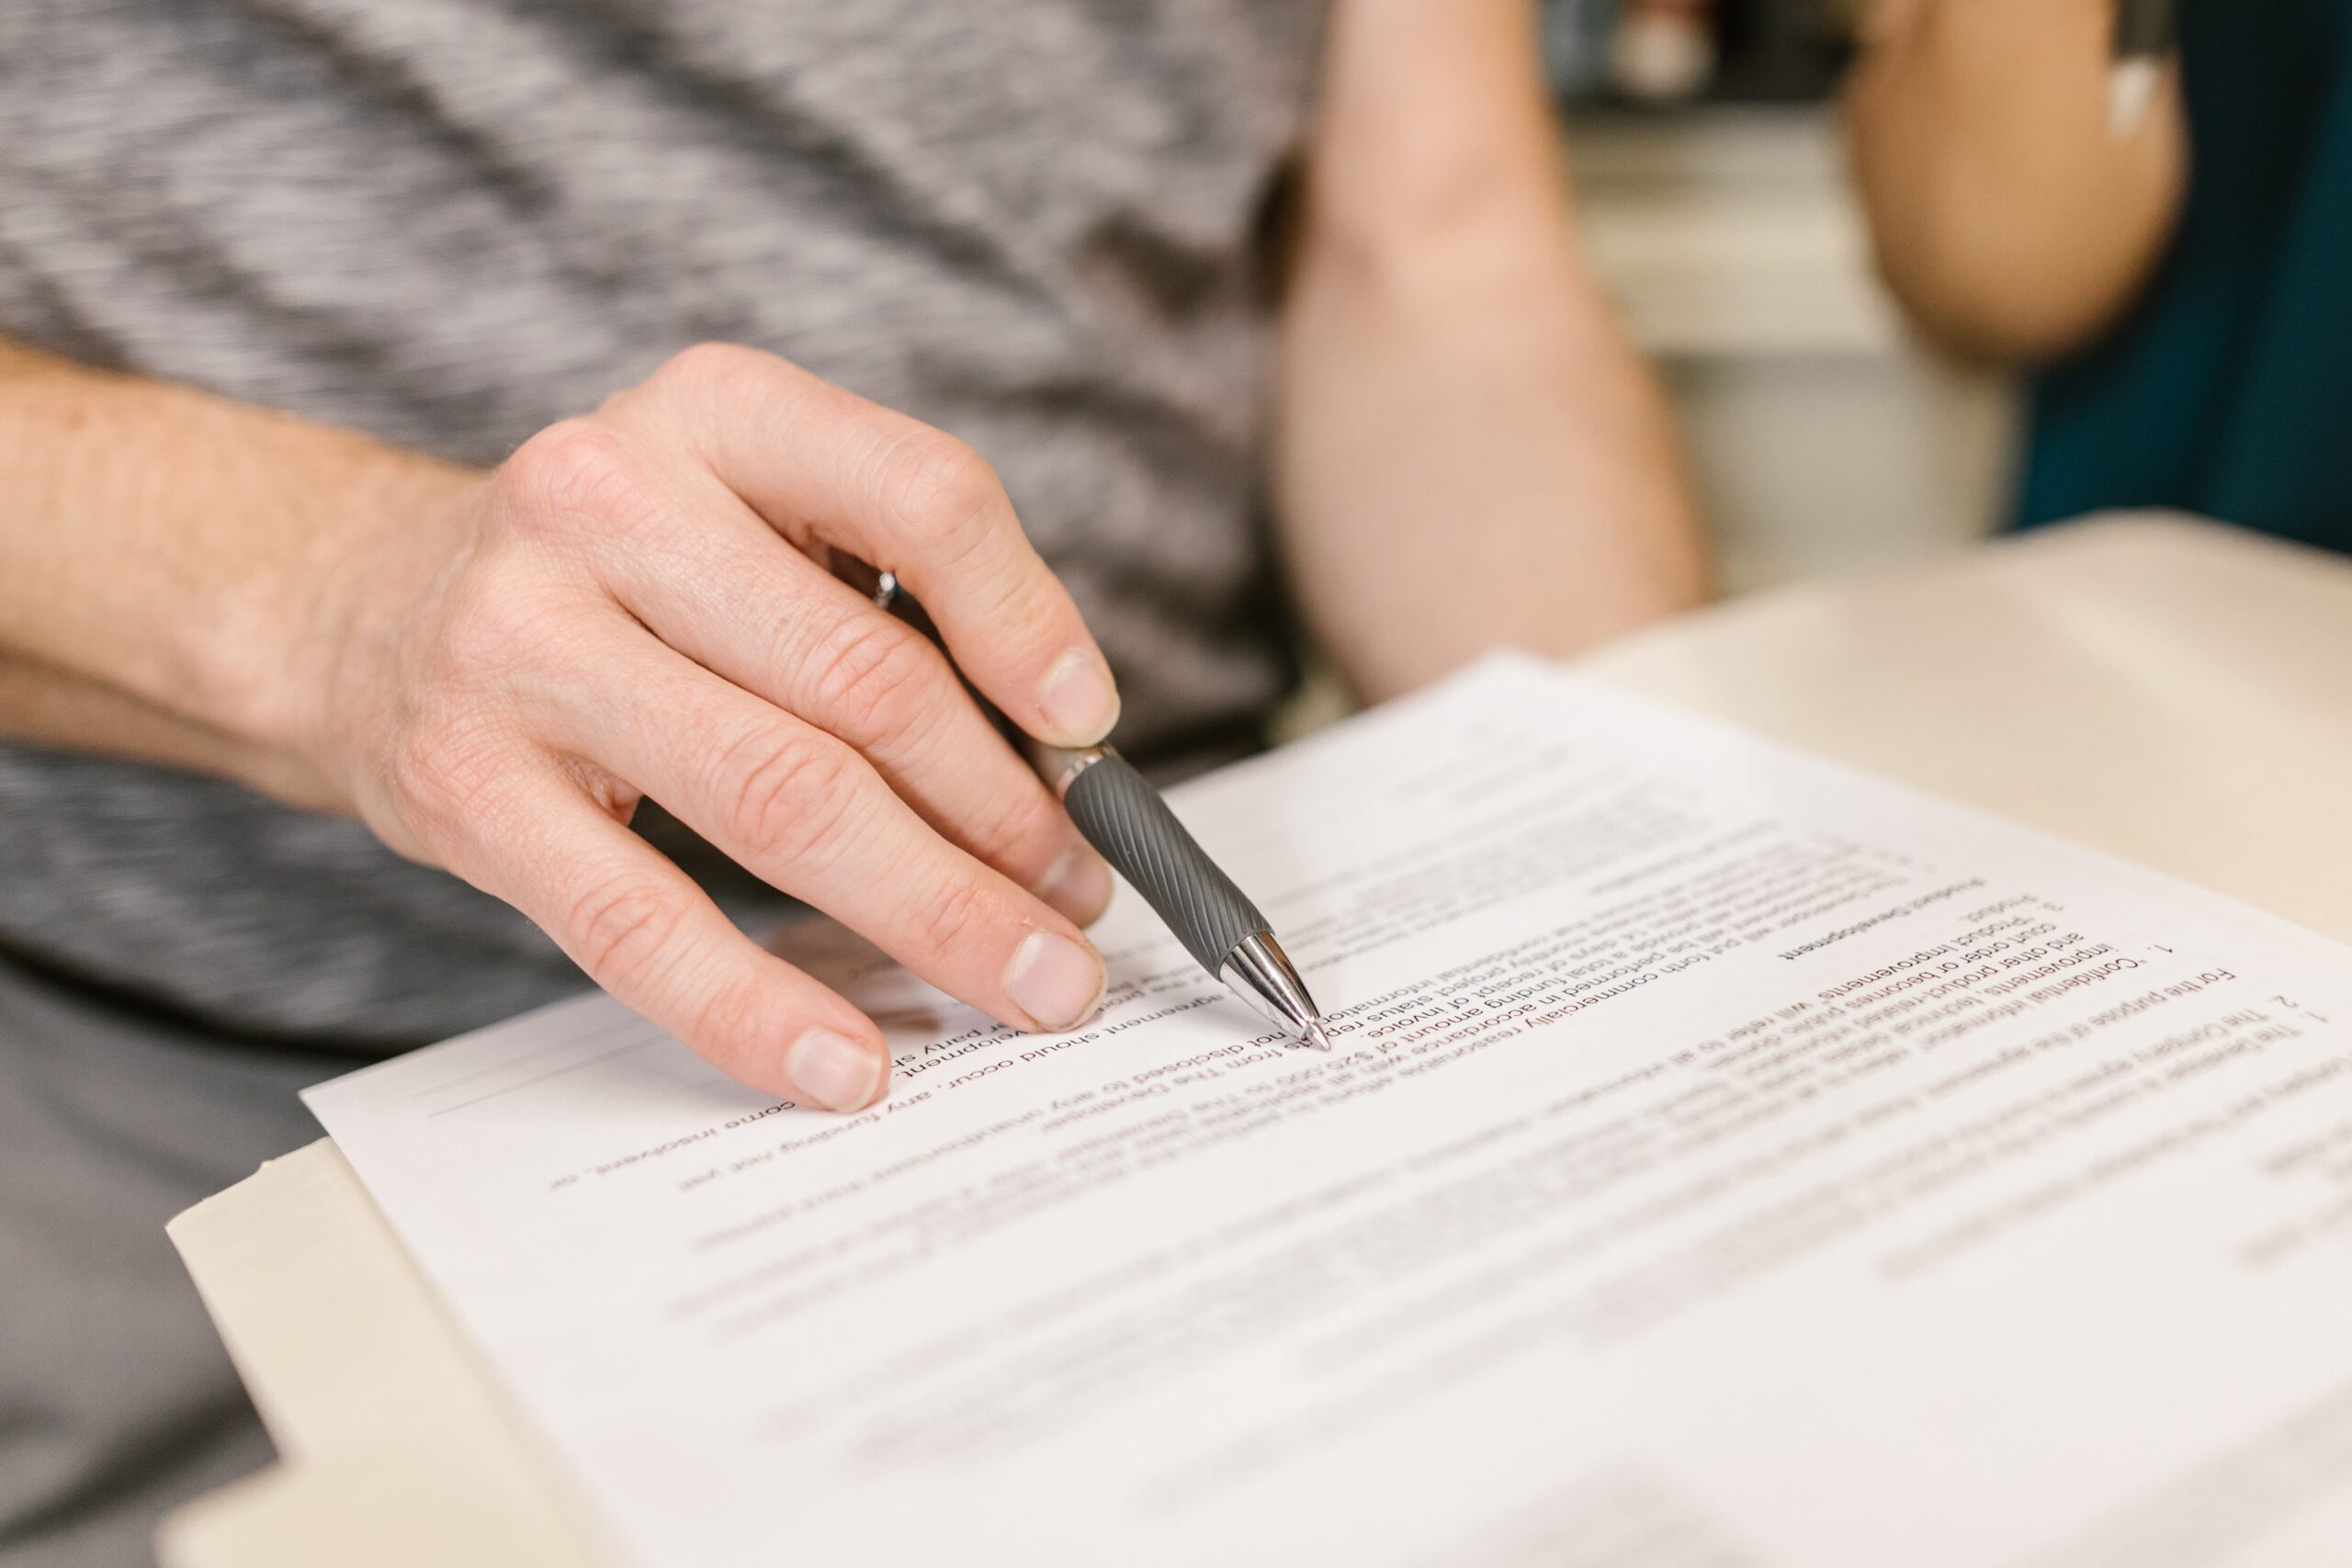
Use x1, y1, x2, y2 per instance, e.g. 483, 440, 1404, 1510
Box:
1275, 0, 1709, 706
0, 336, 471, 806
0, 333, 1139, 1111
1843, 0, 2189, 366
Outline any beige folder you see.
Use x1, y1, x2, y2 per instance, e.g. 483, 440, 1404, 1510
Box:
162, 515, 2352, 1566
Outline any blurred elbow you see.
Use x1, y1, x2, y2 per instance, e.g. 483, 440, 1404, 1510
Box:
1866, 227, 2150, 368
1841, 74, 2188, 369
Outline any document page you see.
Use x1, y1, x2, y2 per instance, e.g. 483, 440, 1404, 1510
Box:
307, 657, 2352, 1568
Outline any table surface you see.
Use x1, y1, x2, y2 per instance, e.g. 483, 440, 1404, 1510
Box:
161, 514, 2352, 1566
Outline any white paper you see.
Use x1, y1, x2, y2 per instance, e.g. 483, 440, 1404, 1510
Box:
307, 656, 2352, 1568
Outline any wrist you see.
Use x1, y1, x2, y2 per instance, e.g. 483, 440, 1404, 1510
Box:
263, 452, 481, 812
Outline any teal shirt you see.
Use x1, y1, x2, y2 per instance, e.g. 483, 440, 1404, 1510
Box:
2018, 0, 2352, 550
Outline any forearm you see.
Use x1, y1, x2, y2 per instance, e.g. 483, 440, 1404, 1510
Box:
0, 338, 468, 804
1844, 0, 2187, 364
1274, 0, 1705, 705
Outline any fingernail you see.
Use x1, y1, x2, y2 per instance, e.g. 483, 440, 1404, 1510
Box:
1035, 843, 1114, 926
785, 1028, 884, 1112
1005, 929, 1107, 1032
1036, 649, 1120, 746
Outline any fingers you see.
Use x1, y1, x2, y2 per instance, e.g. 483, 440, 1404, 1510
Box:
582, 471, 1114, 927
614, 343, 1122, 749
543, 626, 1111, 1039
433, 349, 1125, 1111
431, 763, 894, 1112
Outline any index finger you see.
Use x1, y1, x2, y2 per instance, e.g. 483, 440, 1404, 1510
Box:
628, 344, 1122, 749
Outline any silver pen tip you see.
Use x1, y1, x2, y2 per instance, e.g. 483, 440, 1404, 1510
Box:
1304, 1019, 1334, 1052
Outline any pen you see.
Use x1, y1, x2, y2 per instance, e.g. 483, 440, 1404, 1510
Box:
2109, 0, 2177, 136
831, 554, 1333, 1051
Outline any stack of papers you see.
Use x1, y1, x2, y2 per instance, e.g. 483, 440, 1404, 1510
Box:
308, 657, 2352, 1567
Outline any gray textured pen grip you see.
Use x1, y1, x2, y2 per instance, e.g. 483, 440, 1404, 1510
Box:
1061, 753, 1267, 973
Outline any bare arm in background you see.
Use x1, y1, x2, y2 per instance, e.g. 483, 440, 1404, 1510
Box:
1276, 0, 1708, 706
1844, 0, 2188, 365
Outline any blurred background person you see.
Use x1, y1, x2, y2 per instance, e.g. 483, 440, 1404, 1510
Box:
1848, 0, 2352, 553
0, 1, 1699, 1560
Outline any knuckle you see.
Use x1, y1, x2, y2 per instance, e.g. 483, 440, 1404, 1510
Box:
916, 873, 997, 961
878, 433, 1003, 558
964, 781, 1060, 868
715, 723, 864, 866
686, 973, 775, 1076
807, 613, 940, 743
496, 418, 639, 533
564, 873, 686, 996
651, 341, 768, 403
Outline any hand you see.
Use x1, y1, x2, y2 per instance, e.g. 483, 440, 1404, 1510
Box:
297, 344, 1122, 1111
